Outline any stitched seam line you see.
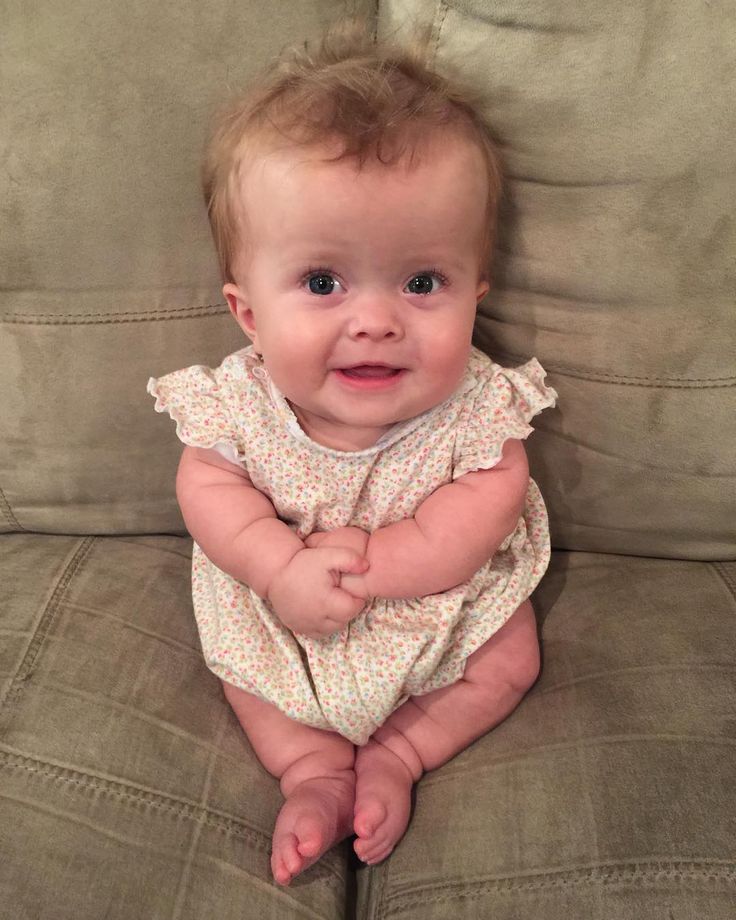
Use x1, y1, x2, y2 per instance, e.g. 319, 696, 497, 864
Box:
493, 350, 736, 387
710, 562, 736, 601
0, 749, 270, 852
0, 537, 95, 715
379, 862, 736, 916
1, 303, 229, 326
0, 487, 23, 531
430, 1, 450, 66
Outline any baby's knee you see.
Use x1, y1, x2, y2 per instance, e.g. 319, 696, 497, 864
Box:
467, 600, 541, 697
505, 630, 541, 696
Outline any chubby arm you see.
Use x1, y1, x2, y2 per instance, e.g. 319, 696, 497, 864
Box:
176, 446, 304, 598
342, 438, 530, 599
176, 447, 368, 636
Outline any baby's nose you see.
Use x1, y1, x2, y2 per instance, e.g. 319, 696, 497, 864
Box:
348, 297, 404, 340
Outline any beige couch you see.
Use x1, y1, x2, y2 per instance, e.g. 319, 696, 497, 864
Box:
2, 1, 734, 917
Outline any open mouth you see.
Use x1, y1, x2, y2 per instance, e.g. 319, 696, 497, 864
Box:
340, 365, 402, 379
334, 365, 405, 389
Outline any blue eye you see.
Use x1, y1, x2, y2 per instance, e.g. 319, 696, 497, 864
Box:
307, 273, 337, 295
406, 273, 443, 295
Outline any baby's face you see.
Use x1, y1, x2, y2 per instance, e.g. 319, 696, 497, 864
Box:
224, 134, 490, 451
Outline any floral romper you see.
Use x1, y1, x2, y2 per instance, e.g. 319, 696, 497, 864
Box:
148, 345, 557, 744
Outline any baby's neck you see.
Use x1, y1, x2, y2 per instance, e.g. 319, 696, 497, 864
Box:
290, 403, 392, 452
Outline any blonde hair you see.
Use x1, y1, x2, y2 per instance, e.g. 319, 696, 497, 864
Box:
202, 20, 503, 283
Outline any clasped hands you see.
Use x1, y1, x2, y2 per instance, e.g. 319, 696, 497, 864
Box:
266, 526, 372, 639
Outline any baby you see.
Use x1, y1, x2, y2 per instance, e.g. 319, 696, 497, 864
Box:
149, 23, 557, 886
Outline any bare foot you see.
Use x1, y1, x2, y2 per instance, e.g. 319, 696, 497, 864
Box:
271, 773, 356, 885
353, 738, 416, 865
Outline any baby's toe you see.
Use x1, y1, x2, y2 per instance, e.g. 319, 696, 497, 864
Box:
271, 855, 292, 886
363, 843, 394, 866
353, 832, 389, 864
293, 813, 328, 858
353, 800, 387, 840
271, 832, 303, 885
353, 837, 371, 862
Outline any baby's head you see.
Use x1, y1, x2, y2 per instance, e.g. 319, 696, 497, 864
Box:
203, 21, 502, 284
202, 21, 504, 450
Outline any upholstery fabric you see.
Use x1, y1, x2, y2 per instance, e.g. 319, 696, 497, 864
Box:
2, 0, 735, 557
380, 0, 736, 559
357, 551, 736, 918
2, 1, 735, 918
0, 0, 375, 537
2, 537, 734, 918
0, 534, 350, 919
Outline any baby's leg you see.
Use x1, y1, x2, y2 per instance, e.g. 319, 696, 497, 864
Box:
222, 681, 356, 886
353, 599, 540, 864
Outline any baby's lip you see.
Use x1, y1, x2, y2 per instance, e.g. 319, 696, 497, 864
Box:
339, 362, 403, 371
338, 364, 403, 377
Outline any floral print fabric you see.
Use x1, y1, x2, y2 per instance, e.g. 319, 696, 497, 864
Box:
148, 345, 557, 744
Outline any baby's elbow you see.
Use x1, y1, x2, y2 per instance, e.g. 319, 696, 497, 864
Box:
504, 438, 529, 482
175, 448, 196, 508
504, 442, 530, 521
513, 468, 530, 521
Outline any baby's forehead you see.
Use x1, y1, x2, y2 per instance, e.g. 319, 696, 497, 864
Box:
233, 127, 487, 198
230, 135, 490, 272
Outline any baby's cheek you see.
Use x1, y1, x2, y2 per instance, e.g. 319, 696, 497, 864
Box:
271, 352, 327, 405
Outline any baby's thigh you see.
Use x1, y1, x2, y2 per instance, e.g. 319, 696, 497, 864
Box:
462, 599, 540, 695
221, 680, 354, 780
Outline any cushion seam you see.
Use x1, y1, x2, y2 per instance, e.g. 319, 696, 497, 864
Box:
430, 1, 449, 64
493, 351, 736, 387
0, 487, 24, 531
710, 562, 736, 602
0, 536, 95, 717
378, 861, 736, 917
0, 748, 271, 853
0, 303, 229, 326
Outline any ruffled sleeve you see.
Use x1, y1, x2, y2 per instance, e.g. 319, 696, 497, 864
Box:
452, 356, 557, 479
147, 360, 246, 463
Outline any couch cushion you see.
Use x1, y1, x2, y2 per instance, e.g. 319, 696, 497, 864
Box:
357, 550, 736, 919
4, 537, 734, 918
0, 534, 351, 919
0, 0, 376, 536
3, 1, 734, 558
377, 0, 736, 559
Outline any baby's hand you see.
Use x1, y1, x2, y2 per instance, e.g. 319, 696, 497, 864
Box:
305, 528, 372, 601
267, 546, 369, 639
305, 526, 370, 556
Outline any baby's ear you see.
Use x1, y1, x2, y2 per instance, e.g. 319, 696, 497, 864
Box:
475, 278, 490, 303
223, 283, 259, 346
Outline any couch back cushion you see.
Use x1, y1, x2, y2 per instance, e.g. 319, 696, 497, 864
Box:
2, 0, 733, 558
0, 0, 375, 536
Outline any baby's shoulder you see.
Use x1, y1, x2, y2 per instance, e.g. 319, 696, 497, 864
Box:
147, 345, 273, 460
204, 347, 271, 408
211, 346, 262, 385
451, 346, 504, 407
463, 346, 554, 404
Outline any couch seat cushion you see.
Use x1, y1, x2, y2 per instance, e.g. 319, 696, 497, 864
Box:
357, 551, 736, 919
0, 534, 351, 920
3, 536, 734, 918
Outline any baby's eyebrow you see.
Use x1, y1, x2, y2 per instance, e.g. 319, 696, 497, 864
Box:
405, 256, 466, 273
285, 251, 343, 267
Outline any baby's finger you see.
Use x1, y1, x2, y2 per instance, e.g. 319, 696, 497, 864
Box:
322, 547, 370, 575
304, 532, 325, 548
340, 572, 370, 601
327, 589, 366, 623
